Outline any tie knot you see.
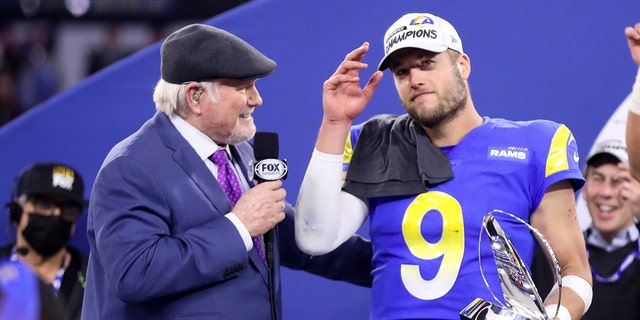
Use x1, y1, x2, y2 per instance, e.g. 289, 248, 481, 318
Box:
210, 149, 229, 166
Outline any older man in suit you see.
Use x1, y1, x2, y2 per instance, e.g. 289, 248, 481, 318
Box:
81, 24, 372, 320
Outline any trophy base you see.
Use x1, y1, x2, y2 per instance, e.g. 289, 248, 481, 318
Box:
460, 298, 546, 320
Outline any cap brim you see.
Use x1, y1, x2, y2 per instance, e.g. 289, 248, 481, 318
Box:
28, 187, 88, 208
377, 42, 449, 71
586, 152, 624, 166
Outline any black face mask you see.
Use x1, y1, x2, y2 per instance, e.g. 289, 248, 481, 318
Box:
21, 213, 72, 257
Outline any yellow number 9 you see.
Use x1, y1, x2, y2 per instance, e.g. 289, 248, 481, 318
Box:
401, 191, 464, 300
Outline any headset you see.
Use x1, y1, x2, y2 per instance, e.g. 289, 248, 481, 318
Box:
5, 173, 23, 224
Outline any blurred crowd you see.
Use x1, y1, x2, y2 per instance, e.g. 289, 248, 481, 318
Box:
0, 20, 187, 127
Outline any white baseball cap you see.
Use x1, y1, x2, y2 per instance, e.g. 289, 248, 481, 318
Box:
378, 12, 464, 71
586, 139, 628, 165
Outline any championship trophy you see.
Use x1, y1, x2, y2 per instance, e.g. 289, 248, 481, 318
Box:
459, 210, 562, 320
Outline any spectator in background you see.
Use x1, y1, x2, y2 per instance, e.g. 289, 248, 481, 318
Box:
532, 139, 640, 320
1, 163, 88, 320
0, 22, 59, 125
0, 65, 19, 125
0, 23, 21, 125
15, 22, 58, 114
86, 24, 134, 75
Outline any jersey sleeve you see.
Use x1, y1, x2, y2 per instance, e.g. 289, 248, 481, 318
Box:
343, 122, 365, 172
532, 121, 585, 207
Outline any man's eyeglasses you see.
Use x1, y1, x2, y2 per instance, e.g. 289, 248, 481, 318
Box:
28, 196, 83, 222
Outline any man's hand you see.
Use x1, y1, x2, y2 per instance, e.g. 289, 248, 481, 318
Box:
315, 42, 384, 155
322, 42, 383, 125
625, 22, 640, 66
616, 162, 640, 220
233, 180, 286, 237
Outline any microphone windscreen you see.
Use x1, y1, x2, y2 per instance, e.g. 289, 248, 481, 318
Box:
253, 132, 279, 161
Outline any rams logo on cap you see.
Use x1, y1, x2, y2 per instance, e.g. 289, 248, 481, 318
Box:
409, 15, 435, 27
384, 16, 440, 55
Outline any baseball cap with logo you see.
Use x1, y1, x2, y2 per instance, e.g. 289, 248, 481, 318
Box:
585, 139, 628, 166
378, 12, 464, 71
16, 163, 88, 208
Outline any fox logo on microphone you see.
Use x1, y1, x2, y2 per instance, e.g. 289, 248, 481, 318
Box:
255, 159, 288, 181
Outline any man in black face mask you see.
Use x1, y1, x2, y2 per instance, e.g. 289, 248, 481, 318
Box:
2, 163, 89, 320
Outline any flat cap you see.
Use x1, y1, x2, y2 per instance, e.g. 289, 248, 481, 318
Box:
161, 24, 276, 84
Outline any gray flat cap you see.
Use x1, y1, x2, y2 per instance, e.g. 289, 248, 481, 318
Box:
161, 24, 276, 84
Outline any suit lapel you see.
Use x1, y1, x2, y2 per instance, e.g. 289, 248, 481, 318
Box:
154, 113, 271, 281
153, 112, 231, 214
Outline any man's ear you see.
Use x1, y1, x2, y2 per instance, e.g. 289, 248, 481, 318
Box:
185, 83, 204, 115
457, 53, 471, 79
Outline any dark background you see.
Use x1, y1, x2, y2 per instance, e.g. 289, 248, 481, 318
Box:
0, 0, 250, 22
0, 0, 251, 125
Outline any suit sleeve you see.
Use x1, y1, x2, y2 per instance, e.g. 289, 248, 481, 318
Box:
90, 156, 248, 302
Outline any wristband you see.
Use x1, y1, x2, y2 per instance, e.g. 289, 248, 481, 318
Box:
544, 304, 571, 320
629, 67, 640, 115
550, 275, 592, 316
562, 275, 592, 315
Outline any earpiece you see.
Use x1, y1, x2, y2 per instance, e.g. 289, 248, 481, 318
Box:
193, 90, 203, 102
7, 170, 23, 224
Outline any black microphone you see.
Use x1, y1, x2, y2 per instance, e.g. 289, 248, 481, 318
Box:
253, 132, 288, 183
253, 131, 287, 320
252, 132, 288, 258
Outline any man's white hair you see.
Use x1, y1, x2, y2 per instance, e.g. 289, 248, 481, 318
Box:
153, 79, 220, 117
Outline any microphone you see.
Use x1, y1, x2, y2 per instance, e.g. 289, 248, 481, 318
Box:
252, 132, 288, 256
253, 131, 287, 320
253, 132, 288, 183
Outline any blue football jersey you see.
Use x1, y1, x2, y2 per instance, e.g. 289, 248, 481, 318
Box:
345, 116, 584, 320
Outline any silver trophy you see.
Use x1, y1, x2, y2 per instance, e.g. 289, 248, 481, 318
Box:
459, 210, 563, 320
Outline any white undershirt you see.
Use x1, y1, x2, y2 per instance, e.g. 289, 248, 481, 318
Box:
295, 149, 369, 255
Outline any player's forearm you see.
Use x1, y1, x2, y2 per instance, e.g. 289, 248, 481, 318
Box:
544, 273, 592, 320
544, 233, 592, 319
549, 231, 592, 319
627, 67, 640, 180
296, 149, 367, 254
628, 113, 640, 180
532, 183, 592, 319
315, 115, 353, 155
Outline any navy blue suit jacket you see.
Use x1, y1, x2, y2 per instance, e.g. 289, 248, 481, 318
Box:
82, 112, 372, 319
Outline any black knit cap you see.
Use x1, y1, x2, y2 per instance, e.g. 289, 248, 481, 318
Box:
160, 24, 277, 84
16, 163, 88, 208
